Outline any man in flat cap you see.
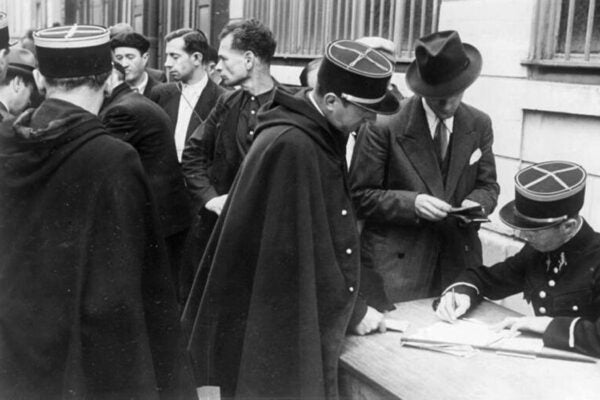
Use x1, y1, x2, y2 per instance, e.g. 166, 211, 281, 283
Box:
182, 39, 400, 399
111, 31, 161, 97
351, 31, 499, 307
0, 25, 192, 398
436, 161, 600, 358
0, 48, 37, 120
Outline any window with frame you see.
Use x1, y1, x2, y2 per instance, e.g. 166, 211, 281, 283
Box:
243, 0, 440, 62
530, 0, 600, 67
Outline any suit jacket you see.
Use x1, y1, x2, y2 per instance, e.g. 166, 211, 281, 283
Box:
142, 73, 160, 98
350, 95, 499, 303
147, 67, 167, 83
100, 83, 192, 237
150, 78, 226, 142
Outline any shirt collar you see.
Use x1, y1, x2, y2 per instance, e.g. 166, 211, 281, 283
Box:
182, 74, 209, 96
134, 71, 149, 94
308, 90, 325, 117
422, 97, 454, 136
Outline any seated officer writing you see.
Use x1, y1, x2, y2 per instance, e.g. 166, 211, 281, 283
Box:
435, 161, 600, 357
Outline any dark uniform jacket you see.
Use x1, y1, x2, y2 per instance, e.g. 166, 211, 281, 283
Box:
100, 83, 192, 238
181, 88, 367, 399
0, 99, 192, 398
350, 95, 499, 303
451, 219, 600, 357
150, 78, 226, 142
143, 73, 161, 98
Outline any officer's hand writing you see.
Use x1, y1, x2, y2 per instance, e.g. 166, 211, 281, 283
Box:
352, 306, 386, 335
205, 194, 228, 215
493, 316, 553, 335
435, 291, 471, 322
415, 194, 451, 221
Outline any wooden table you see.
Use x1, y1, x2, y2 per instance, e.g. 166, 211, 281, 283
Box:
339, 299, 600, 400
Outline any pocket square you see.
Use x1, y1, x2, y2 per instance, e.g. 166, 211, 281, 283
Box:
469, 148, 482, 165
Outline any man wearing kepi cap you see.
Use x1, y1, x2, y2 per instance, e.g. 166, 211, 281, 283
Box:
0, 25, 192, 398
181, 39, 399, 399
436, 161, 600, 357
351, 30, 499, 305
0, 48, 37, 119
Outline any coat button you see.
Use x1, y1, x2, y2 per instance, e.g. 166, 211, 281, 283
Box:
464, 245, 470, 252
341, 209, 348, 216
349, 286, 355, 293
249, 130, 254, 136
539, 307, 546, 314
346, 248, 352, 255
553, 267, 559, 274
548, 280, 556, 287
539, 291, 546, 299
572, 305, 579, 311
251, 110, 256, 115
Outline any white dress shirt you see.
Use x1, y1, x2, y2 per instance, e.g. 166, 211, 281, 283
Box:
422, 98, 454, 142
174, 74, 209, 161
133, 71, 149, 94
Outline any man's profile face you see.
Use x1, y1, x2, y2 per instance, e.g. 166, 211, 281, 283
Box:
216, 34, 249, 87
0, 48, 8, 83
328, 95, 376, 134
515, 223, 568, 252
164, 37, 196, 83
113, 46, 148, 86
425, 91, 464, 120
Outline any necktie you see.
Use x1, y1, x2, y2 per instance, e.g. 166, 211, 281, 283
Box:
433, 119, 448, 162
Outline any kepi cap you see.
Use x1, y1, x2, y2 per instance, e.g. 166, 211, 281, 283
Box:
7, 48, 36, 77
318, 39, 399, 115
499, 161, 586, 231
406, 30, 482, 98
34, 25, 112, 78
0, 12, 10, 49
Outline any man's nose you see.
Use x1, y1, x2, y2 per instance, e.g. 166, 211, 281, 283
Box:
216, 59, 223, 72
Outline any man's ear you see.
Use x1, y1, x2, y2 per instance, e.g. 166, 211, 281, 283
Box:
142, 51, 149, 67
10, 75, 23, 92
33, 69, 46, 94
192, 51, 203, 66
243, 50, 255, 71
562, 217, 579, 235
322, 92, 339, 112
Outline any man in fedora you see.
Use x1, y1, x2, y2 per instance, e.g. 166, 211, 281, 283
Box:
0, 25, 192, 398
350, 30, 499, 307
435, 161, 600, 358
181, 39, 399, 399
0, 48, 37, 120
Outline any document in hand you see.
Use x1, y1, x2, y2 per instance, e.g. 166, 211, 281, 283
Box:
447, 204, 490, 224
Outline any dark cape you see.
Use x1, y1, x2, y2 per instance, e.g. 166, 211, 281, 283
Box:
0, 99, 193, 399
181, 88, 367, 399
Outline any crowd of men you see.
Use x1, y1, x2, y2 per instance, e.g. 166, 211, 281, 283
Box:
0, 9, 599, 400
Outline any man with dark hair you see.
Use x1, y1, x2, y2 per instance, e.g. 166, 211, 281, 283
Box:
111, 32, 159, 97
435, 161, 600, 358
179, 18, 284, 302
0, 25, 192, 398
182, 39, 400, 399
351, 31, 499, 305
151, 28, 225, 162
0, 48, 37, 120
100, 62, 193, 307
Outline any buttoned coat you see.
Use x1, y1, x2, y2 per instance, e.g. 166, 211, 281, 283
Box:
351, 95, 499, 303
452, 220, 600, 357
150, 78, 226, 142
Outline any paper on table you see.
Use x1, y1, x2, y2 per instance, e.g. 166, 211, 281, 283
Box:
385, 318, 410, 332
408, 320, 516, 347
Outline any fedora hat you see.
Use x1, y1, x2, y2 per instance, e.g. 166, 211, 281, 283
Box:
7, 48, 36, 77
406, 30, 482, 98
499, 161, 586, 231
318, 39, 399, 115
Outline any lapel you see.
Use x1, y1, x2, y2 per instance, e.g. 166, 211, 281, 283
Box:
165, 83, 181, 129
186, 79, 219, 139
143, 75, 159, 98
444, 104, 477, 199
396, 97, 445, 198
